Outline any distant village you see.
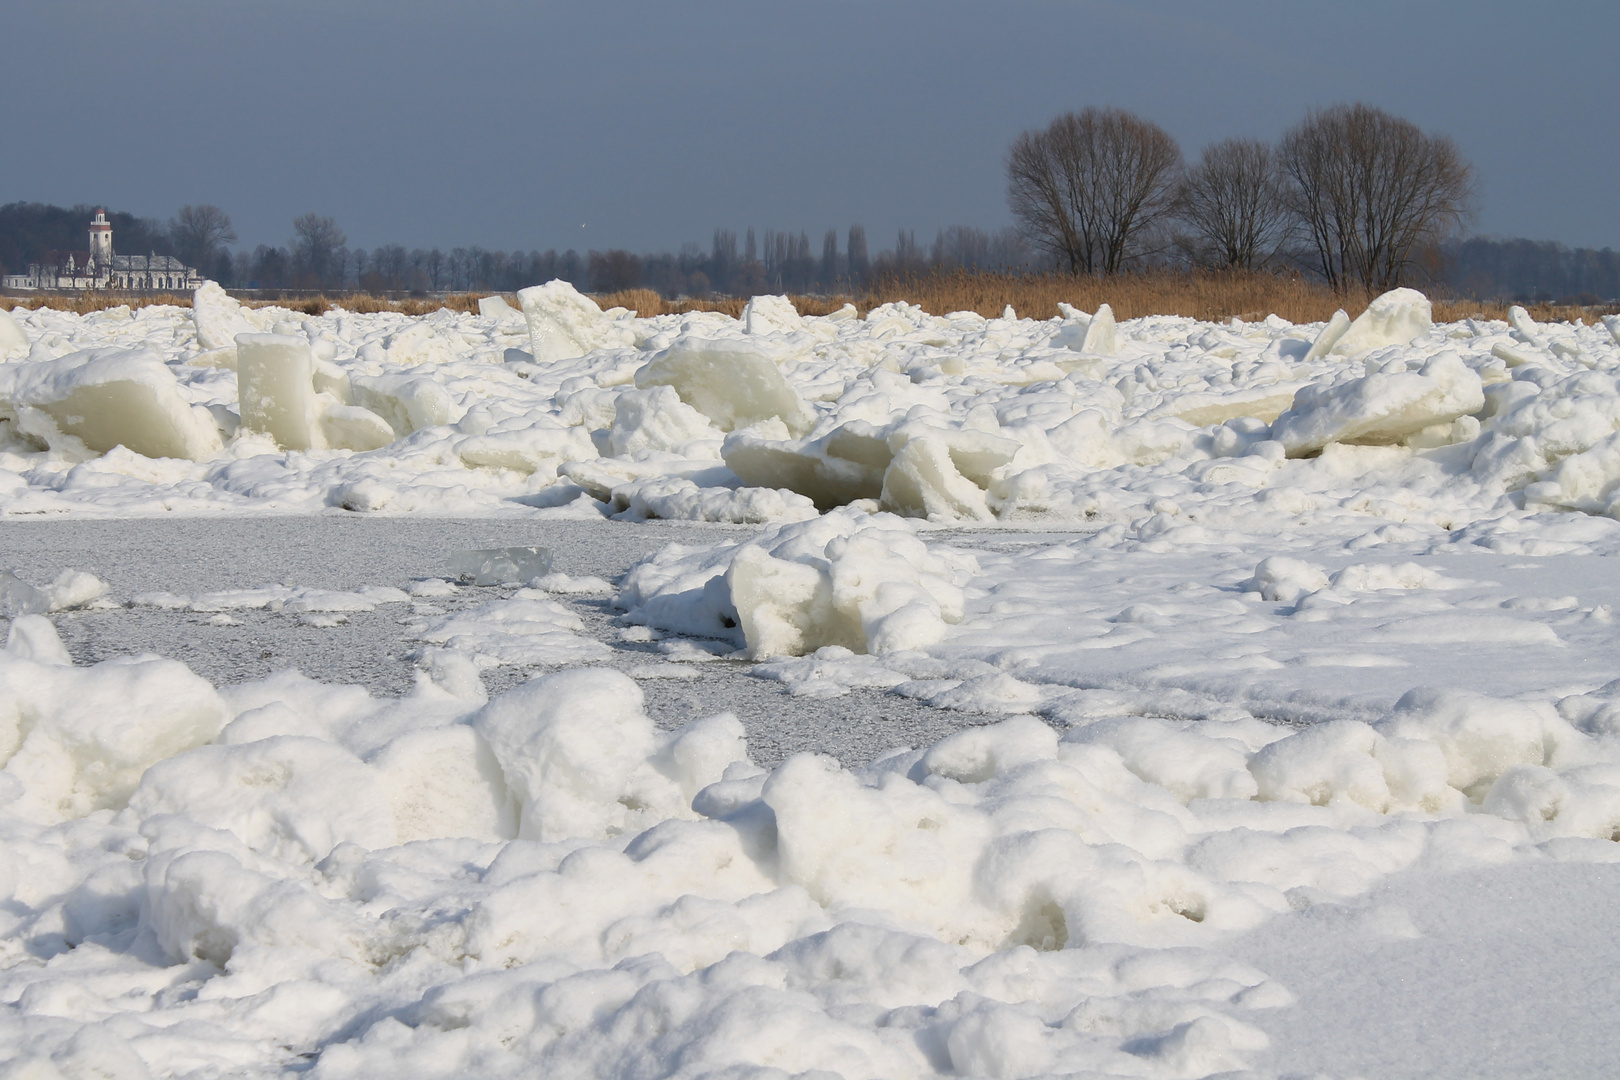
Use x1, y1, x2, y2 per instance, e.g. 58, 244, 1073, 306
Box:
1, 210, 204, 293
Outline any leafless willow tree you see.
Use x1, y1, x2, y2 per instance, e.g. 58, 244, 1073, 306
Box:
291, 213, 347, 287
1007, 107, 1183, 275
1279, 103, 1474, 292
1175, 138, 1292, 270
169, 205, 236, 274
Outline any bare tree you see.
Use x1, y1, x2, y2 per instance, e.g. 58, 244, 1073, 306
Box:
1007, 107, 1183, 275
846, 224, 869, 287
1176, 138, 1292, 270
1278, 103, 1474, 292
821, 229, 839, 290
169, 205, 236, 275
291, 213, 347, 287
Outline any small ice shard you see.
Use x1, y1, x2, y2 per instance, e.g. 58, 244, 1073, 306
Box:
1303, 309, 1351, 361
318, 404, 396, 452
1601, 314, 1620, 346
0, 306, 29, 359
1508, 305, 1545, 348
448, 547, 554, 586
477, 295, 518, 319
191, 281, 259, 351
1079, 303, 1117, 355
0, 571, 51, 618
1051, 304, 1116, 354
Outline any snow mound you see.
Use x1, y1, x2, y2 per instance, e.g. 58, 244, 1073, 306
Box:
618, 508, 978, 658
1, 606, 1620, 1076
0, 345, 223, 460
1271, 351, 1484, 456
472, 668, 743, 841
0, 618, 229, 821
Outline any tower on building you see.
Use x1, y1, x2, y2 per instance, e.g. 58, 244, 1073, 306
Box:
88, 209, 113, 268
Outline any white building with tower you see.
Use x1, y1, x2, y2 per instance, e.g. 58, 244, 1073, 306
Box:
2, 210, 205, 292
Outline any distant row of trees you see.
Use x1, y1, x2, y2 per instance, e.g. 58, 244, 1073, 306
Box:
3, 134, 1613, 304
172, 217, 1035, 297
1444, 237, 1620, 305
1008, 103, 1476, 293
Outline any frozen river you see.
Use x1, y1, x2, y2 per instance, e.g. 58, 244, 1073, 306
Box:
1, 515, 1080, 767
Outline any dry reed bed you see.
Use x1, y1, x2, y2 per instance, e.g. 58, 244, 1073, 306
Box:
5, 272, 1613, 326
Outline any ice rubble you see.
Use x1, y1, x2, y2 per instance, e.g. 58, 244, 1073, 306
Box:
2, 606, 1620, 1077
0, 345, 223, 460
0, 568, 108, 616
618, 508, 978, 658
4, 284, 1620, 530
237, 333, 395, 452
1270, 351, 1484, 456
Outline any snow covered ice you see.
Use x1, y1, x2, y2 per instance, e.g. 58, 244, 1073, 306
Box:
1, 282, 1620, 1077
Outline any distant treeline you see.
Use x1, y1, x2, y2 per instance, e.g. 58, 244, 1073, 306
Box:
228, 223, 1035, 297
1442, 237, 1620, 305
1, 200, 1615, 304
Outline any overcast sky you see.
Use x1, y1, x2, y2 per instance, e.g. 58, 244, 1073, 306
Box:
6, 0, 1615, 255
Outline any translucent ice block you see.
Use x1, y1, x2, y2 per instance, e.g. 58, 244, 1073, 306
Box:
448, 547, 553, 586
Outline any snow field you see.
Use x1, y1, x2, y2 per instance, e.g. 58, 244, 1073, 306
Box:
2, 282, 1620, 1076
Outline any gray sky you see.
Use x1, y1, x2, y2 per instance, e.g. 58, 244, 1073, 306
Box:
6, 0, 1615, 254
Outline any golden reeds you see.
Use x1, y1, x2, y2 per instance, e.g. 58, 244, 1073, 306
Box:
4, 271, 1612, 325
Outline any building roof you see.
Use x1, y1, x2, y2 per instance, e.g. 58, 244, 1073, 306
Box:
110, 254, 190, 271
